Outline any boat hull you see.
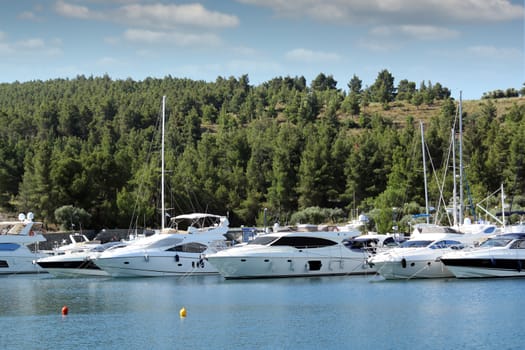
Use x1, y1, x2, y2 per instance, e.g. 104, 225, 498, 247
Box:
95, 254, 219, 277
0, 254, 46, 274
371, 259, 453, 280
207, 253, 373, 279
36, 259, 108, 277
441, 258, 525, 278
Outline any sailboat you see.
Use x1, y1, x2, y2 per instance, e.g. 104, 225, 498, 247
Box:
94, 96, 230, 277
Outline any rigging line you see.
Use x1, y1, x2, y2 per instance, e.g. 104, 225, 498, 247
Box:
423, 141, 448, 225
406, 262, 432, 280
399, 129, 419, 223
508, 158, 523, 213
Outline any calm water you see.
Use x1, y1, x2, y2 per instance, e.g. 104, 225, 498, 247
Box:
0, 273, 523, 350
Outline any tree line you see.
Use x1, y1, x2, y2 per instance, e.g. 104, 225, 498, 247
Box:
0, 71, 523, 233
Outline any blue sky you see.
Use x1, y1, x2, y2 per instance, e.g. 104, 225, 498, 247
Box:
0, 0, 523, 99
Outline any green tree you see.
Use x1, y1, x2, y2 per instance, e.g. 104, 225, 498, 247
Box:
370, 69, 395, 105
54, 205, 92, 231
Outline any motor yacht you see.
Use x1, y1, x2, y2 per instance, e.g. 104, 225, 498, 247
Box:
0, 212, 48, 274
440, 233, 525, 278
94, 213, 230, 277
205, 228, 397, 279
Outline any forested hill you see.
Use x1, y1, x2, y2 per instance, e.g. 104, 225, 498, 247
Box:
0, 72, 523, 233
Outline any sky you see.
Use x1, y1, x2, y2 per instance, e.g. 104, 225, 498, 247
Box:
0, 0, 523, 100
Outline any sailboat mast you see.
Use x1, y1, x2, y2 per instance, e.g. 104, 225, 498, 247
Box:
452, 128, 457, 227
501, 183, 506, 230
161, 95, 166, 231
458, 91, 464, 225
420, 122, 430, 224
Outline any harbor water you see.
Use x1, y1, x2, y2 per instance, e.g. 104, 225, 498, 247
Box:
1, 273, 523, 350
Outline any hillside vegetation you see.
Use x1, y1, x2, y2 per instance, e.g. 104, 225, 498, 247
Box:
0, 72, 523, 233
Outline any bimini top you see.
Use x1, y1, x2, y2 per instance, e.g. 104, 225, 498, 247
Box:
172, 213, 224, 220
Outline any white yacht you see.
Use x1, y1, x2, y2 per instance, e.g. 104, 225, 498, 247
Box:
440, 233, 525, 278
205, 229, 396, 279
0, 212, 48, 274
94, 213, 230, 277
367, 225, 494, 280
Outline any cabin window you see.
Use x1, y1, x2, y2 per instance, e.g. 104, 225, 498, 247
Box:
383, 237, 397, 247
511, 240, 525, 249
271, 236, 337, 249
430, 240, 462, 249
0, 243, 20, 251
0, 260, 8, 268
167, 242, 207, 253
400, 240, 433, 248
247, 236, 279, 246
308, 260, 322, 271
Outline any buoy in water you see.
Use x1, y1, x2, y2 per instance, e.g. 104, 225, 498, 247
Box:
61, 305, 69, 316
179, 307, 187, 318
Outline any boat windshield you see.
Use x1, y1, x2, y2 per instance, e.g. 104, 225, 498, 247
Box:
429, 240, 463, 249
399, 240, 433, 248
480, 237, 514, 248
247, 235, 279, 246
343, 238, 378, 251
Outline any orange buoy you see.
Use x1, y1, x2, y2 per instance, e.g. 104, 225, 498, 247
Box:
179, 307, 187, 318
61, 305, 69, 315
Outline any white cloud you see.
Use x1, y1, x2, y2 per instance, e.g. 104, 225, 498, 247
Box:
0, 43, 15, 55
18, 11, 37, 20
55, 1, 103, 20
118, 3, 239, 29
236, 0, 524, 24
371, 25, 460, 40
55, 1, 239, 29
97, 57, 120, 66
0, 33, 62, 57
285, 48, 341, 63
232, 46, 259, 56
467, 45, 523, 59
124, 29, 222, 47
357, 38, 403, 52
17, 38, 46, 49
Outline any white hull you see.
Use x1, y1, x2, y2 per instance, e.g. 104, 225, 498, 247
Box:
0, 253, 47, 274
368, 232, 485, 280
372, 259, 453, 280
0, 217, 47, 274
440, 234, 525, 279
42, 267, 108, 277
95, 254, 218, 277
207, 254, 373, 279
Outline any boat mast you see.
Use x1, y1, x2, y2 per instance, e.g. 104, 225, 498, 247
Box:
420, 121, 430, 224
161, 95, 166, 231
501, 183, 506, 230
452, 128, 457, 227
458, 91, 464, 225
